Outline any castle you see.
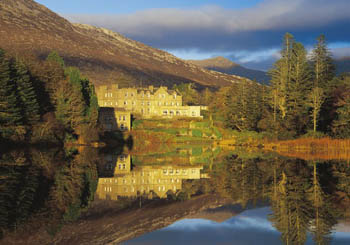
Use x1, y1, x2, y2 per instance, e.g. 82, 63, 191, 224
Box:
96, 84, 205, 119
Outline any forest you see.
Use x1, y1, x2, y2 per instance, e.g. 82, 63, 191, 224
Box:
0, 49, 99, 145
178, 34, 350, 140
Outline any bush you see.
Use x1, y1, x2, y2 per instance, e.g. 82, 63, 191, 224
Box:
301, 130, 327, 139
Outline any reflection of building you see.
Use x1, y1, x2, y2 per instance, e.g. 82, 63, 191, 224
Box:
96, 84, 205, 118
97, 154, 207, 200
98, 107, 131, 131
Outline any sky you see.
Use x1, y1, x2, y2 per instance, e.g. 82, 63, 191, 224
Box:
35, 0, 350, 71
124, 207, 350, 245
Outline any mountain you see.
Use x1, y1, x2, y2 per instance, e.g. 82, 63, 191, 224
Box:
188, 56, 270, 84
334, 57, 350, 75
0, 0, 247, 88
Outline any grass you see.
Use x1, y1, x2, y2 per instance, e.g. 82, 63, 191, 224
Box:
264, 137, 350, 160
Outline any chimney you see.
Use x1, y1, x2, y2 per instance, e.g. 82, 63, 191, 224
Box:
148, 85, 154, 92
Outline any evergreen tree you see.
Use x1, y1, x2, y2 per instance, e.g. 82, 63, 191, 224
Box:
46, 51, 65, 68
288, 42, 312, 134
308, 87, 325, 133
331, 91, 350, 138
55, 80, 85, 131
13, 59, 40, 124
0, 49, 23, 135
311, 35, 335, 90
269, 33, 295, 123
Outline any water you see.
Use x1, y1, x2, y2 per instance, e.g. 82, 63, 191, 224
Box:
1, 145, 350, 244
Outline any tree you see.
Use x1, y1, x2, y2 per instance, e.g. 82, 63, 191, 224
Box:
268, 33, 294, 123
0, 49, 23, 136
288, 42, 312, 134
311, 35, 335, 90
309, 87, 325, 133
331, 90, 350, 138
12, 59, 40, 124
46, 51, 65, 68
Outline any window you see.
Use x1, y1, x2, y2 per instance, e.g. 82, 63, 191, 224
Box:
123, 116, 126, 121
141, 101, 144, 106
163, 110, 168, 115
131, 92, 134, 97
173, 94, 176, 99
120, 124, 125, 130
176, 102, 180, 106
171, 102, 174, 106
163, 169, 168, 174
119, 116, 122, 121
147, 101, 150, 106
147, 93, 150, 98
158, 102, 161, 106
170, 111, 174, 116
105, 93, 108, 98
115, 102, 118, 106
123, 164, 126, 169
147, 108, 150, 112
169, 169, 174, 175
124, 101, 127, 105
125, 92, 128, 97
192, 111, 196, 116
176, 111, 180, 115
132, 101, 135, 105
162, 94, 165, 98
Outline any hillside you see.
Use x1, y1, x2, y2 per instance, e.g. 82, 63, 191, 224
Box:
0, 0, 247, 88
335, 57, 350, 75
188, 56, 270, 84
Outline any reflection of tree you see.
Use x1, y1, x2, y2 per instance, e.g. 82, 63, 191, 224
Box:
307, 161, 336, 245
0, 147, 99, 239
212, 155, 270, 207
269, 160, 313, 245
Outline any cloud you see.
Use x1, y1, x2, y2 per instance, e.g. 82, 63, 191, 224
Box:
65, 0, 350, 69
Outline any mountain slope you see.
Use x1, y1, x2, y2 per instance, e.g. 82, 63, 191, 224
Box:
188, 56, 270, 84
0, 0, 247, 88
335, 57, 350, 75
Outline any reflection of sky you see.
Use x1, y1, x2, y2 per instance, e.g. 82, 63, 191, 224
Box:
124, 207, 350, 245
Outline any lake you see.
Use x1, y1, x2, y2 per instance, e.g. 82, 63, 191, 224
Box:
1, 144, 350, 245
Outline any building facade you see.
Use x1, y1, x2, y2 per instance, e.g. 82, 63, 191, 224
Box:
96, 154, 206, 200
98, 107, 131, 131
96, 84, 204, 118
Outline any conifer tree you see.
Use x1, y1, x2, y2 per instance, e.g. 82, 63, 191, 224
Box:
13, 59, 40, 124
311, 35, 335, 90
288, 42, 312, 133
269, 33, 295, 123
0, 49, 23, 133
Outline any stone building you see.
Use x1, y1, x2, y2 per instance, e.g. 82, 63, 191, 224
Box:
96, 84, 204, 118
98, 107, 131, 131
96, 154, 207, 200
